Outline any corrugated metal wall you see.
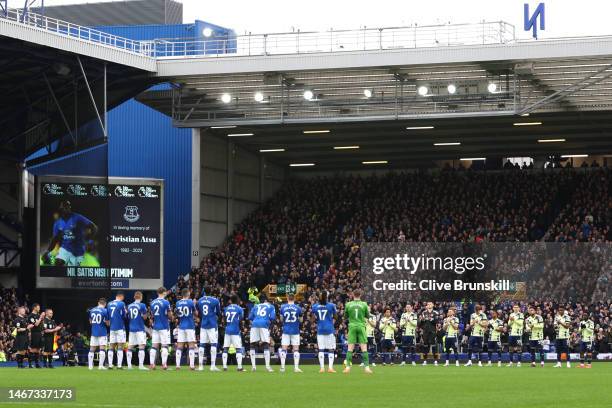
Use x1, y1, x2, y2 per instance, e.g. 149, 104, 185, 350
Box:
93, 19, 234, 39
107, 100, 191, 286
28, 144, 108, 177
33, 0, 183, 26
93, 23, 200, 41
92, 21, 236, 56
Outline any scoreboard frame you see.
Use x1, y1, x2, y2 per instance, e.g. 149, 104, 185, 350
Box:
35, 175, 164, 290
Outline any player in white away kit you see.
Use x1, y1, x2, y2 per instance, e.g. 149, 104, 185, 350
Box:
400, 304, 418, 366
150, 287, 172, 370
196, 286, 221, 371
443, 308, 460, 367
507, 304, 525, 367
175, 288, 197, 370
248, 295, 276, 372
106, 292, 127, 369
279, 293, 303, 373
222, 295, 245, 371
88, 298, 109, 370
553, 305, 572, 368
465, 304, 488, 367
127, 291, 148, 370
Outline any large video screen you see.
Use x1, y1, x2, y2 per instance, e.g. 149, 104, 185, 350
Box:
36, 176, 163, 290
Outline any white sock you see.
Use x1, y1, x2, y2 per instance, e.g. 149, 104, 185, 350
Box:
107, 350, 114, 367
138, 350, 145, 367
328, 352, 335, 369
161, 348, 168, 366
210, 346, 217, 368
176, 349, 182, 368
280, 349, 287, 369
149, 348, 157, 366
318, 352, 325, 369
125, 349, 134, 368
99, 350, 106, 368
117, 349, 123, 368
250, 350, 256, 368
188, 348, 195, 368
199, 347, 205, 367
264, 349, 271, 368
294, 351, 300, 368
222, 352, 228, 368
237, 352, 243, 369
88, 351, 94, 369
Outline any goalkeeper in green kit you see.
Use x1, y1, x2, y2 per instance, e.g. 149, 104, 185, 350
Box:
343, 289, 373, 374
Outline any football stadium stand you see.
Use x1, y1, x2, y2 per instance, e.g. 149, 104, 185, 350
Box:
0, 0, 610, 367
173, 168, 610, 353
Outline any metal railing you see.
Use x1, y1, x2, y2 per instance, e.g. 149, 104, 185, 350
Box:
2, 9, 515, 60
150, 21, 515, 58
2, 7, 154, 56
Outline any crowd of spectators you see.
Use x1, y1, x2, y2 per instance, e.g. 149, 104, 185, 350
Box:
185, 170, 581, 298
0, 287, 18, 359
1, 168, 609, 359
545, 169, 610, 243
172, 168, 610, 353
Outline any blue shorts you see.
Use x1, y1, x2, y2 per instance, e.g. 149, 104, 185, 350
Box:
555, 339, 568, 352
581, 341, 592, 353
529, 340, 542, 349
509, 336, 522, 347
401, 336, 415, 347
381, 339, 394, 350
487, 341, 500, 351
445, 337, 457, 351
469, 336, 483, 351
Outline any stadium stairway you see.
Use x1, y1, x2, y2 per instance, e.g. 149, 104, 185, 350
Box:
540, 171, 580, 240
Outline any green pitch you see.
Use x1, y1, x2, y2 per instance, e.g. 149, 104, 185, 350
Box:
0, 364, 610, 408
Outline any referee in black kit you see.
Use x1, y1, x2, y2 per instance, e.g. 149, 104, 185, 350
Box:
42, 309, 62, 368
13, 307, 31, 368
27, 303, 45, 368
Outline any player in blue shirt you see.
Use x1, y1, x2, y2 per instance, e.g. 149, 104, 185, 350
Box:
43, 200, 97, 266
88, 298, 109, 370
222, 294, 245, 371
175, 288, 197, 370
106, 292, 127, 369
196, 286, 221, 371
150, 287, 172, 370
279, 293, 303, 373
248, 294, 276, 372
127, 291, 148, 370
312, 291, 337, 373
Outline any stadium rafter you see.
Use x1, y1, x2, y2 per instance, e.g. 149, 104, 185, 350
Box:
0, 26, 157, 161
517, 62, 612, 115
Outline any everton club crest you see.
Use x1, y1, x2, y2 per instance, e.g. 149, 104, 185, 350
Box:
123, 205, 140, 223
